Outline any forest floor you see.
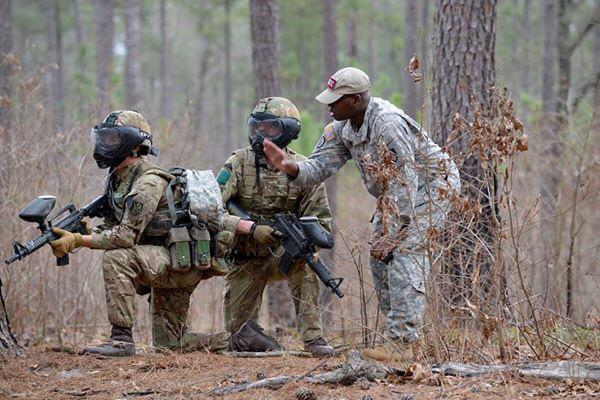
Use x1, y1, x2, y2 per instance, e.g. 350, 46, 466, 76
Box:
1, 343, 599, 400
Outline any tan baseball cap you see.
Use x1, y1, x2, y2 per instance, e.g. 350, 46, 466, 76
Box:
315, 67, 371, 104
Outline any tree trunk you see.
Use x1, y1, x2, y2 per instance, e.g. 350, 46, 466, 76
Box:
250, 0, 282, 99
421, 0, 430, 94
250, 0, 293, 330
195, 47, 210, 134
521, 0, 532, 98
124, 0, 142, 109
540, 0, 558, 206
344, 7, 357, 61
44, 0, 65, 130
368, 0, 377, 80
0, 0, 17, 353
224, 0, 233, 156
159, 0, 171, 118
0, 277, 19, 355
93, 0, 114, 117
594, 13, 600, 118
73, 0, 84, 45
403, 0, 418, 117
431, 0, 498, 303
319, 0, 339, 332
0, 0, 13, 140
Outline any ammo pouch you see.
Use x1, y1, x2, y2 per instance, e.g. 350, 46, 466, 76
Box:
165, 226, 211, 272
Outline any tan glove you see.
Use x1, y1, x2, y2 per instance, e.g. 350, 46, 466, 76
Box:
251, 224, 282, 246
80, 219, 92, 234
50, 227, 83, 258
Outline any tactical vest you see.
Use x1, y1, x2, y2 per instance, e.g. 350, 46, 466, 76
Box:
105, 160, 178, 242
232, 147, 303, 256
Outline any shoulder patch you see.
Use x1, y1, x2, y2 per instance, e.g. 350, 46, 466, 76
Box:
216, 169, 232, 185
323, 123, 335, 141
126, 197, 144, 216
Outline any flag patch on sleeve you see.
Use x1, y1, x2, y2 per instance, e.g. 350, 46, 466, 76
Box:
323, 123, 335, 141
216, 169, 231, 185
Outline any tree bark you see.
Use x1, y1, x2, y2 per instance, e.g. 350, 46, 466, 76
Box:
93, 0, 114, 117
368, 0, 377, 80
73, 0, 84, 46
521, 0, 532, 97
159, 0, 171, 118
250, 0, 293, 330
0, 0, 13, 140
344, 7, 357, 61
403, 0, 418, 117
594, 10, 600, 118
124, 0, 142, 109
44, 0, 65, 130
431, 0, 498, 302
250, 0, 282, 99
319, 0, 339, 332
224, 0, 233, 155
0, 277, 20, 355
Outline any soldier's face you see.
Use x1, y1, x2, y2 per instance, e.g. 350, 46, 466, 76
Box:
328, 94, 360, 121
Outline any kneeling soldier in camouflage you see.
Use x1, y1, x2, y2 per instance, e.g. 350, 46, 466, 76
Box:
49, 110, 276, 356
217, 97, 335, 357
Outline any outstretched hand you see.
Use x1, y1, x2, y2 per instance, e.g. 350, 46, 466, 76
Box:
263, 139, 299, 178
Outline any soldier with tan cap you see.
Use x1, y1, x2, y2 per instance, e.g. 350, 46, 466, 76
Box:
263, 67, 461, 362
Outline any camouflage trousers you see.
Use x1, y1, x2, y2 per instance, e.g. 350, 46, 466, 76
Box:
223, 253, 323, 342
371, 179, 458, 343
102, 245, 229, 352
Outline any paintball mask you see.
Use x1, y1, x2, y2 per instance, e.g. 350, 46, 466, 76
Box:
247, 113, 301, 157
91, 124, 154, 169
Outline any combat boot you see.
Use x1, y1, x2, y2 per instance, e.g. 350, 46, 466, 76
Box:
229, 320, 282, 352
80, 325, 135, 357
304, 337, 334, 357
361, 339, 414, 363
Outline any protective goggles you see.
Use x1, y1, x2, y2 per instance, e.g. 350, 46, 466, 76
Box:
90, 125, 152, 151
247, 115, 301, 141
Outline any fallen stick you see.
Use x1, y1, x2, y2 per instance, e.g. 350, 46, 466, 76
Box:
223, 350, 312, 358
211, 350, 397, 396
433, 361, 600, 381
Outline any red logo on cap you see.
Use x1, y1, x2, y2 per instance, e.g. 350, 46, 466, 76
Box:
327, 77, 337, 90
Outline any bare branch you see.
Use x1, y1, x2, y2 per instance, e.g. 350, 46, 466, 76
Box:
571, 70, 600, 113
568, 6, 600, 56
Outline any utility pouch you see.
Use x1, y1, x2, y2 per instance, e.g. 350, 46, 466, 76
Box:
166, 227, 193, 272
189, 225, 211, 270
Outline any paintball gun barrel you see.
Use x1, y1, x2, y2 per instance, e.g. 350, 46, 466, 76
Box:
5, 194, 108, 266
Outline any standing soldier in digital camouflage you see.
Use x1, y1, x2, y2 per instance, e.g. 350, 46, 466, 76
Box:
263, 68, 461, 362
217, 97, 335, 357
49, 110, 275, 356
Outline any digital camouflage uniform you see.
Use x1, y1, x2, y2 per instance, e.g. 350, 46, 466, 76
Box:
91, 158, 229, 352
218, 147, 331, 342
293, 97, 461, 343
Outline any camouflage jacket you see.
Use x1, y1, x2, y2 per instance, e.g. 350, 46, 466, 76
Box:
90, 159, 175, 250
218, 147, 331, 256
293, 97, 460, 235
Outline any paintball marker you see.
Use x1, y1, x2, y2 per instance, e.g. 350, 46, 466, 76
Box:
5, 194, 108, 266
227, 200, 344, 298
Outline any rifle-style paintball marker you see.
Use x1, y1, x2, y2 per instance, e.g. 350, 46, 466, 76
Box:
5, 194, 108, 266
227, 200, 344, 298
